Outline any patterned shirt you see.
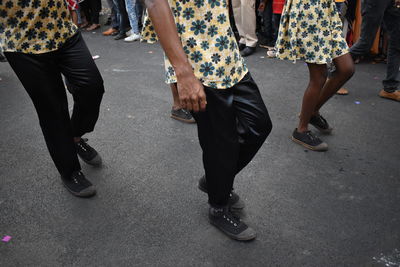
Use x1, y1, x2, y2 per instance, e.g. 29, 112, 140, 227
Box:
141, 0, 248, 89
0, 0, 78, 54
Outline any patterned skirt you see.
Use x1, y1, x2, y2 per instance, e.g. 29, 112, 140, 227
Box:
276, 0, 349, 64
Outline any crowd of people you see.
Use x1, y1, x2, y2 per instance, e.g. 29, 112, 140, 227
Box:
0, 0, 399, 242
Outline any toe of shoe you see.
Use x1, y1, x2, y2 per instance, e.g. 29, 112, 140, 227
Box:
314, 142, 329, 151
78, 186, 97, 197
86, 154, 103, 167
236, 227, 257, 241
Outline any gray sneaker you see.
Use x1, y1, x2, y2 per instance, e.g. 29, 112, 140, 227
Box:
209, 206, 256, 241
171, 108, 196, 123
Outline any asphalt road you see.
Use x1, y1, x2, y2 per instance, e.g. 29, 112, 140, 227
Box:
1, 27, 400, 266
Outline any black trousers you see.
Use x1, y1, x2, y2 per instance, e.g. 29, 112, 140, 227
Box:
80, 0, 102, 24
192, 73, 272, 207
5, 32, 104, 179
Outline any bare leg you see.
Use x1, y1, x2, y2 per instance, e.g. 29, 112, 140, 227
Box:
71, 10, 78, 26
297, 63, 328, 133
315, 53, 355, 113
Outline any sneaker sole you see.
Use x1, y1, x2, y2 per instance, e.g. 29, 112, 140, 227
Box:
62, 183, 96, 198
209, 219, 257, 241
170, 114, 196, 123
291, 136, 328, 151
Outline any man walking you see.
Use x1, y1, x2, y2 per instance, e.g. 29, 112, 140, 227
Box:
1, 0, 104, 197
143, 0, 272, 240
350, 0, 400, 101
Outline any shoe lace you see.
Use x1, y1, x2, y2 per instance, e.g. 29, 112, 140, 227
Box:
305, 131, 317, 141
222, 211, 241, 227
77, 138, 90, 152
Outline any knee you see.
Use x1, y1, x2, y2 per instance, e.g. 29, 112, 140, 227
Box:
338, 63, 355, 80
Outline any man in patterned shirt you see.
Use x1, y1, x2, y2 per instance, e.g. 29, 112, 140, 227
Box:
143, 0, 272, 240
0, 0, 104, 197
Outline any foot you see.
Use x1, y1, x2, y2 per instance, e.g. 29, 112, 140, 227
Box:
86, 24, 100, 31
379, 89, 400, 102
114, 32, 127, 40
124, 33, 141, 42
171, 108, 196, 123
198, 176, 245, 210
309, 114, 333, 134
292, 129, 328, 151
259, 42, 274, 50
336, 88, 349, 95
61, 171, 96, 197
240, 46, 256, 57
102, 28, 118, 36
75, 138, 102, 166
266, 48, 276, 58
238, 43, 246, 51
209, 206, 256, 241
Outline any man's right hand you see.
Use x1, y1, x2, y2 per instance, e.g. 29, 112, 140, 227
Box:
176, 68, 207, 113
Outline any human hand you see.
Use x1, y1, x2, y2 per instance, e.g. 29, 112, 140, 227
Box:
176, 69, 207, 112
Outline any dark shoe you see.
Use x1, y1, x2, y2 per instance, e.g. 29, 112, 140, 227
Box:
198, 176, 245, 210
114, 32, 127, 40
292, 129, 328, 151
171, 108, 196, 123
209, 206, 256, 241
379, 89, 400, 102
309, 114, 333, 134
111, 30, 119, 36
238, 43, 246, 51
75, 138, 102, 166
240, 46, 256, 57
0, 53, 6, 62
61, 171, 96, 197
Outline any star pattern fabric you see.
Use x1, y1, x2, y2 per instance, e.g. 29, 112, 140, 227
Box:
276, 0, 349, 64
141, 0, 248, 89
0, 0, 78, 54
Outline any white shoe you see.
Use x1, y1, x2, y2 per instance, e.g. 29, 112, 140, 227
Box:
267, 49, 276, 58
124, 33, 141, 42
125, 30, 132, 36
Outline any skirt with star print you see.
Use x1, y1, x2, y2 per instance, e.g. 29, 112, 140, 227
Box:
275, 0, 349, 64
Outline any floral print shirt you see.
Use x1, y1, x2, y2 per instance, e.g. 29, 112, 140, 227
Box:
141, 0, 248, 89
0, 0, 78, 54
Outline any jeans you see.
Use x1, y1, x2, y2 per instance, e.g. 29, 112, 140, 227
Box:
125, 0, 142, 34
5, 33, 104, 179
112, 0, 130, 34
350, 0, 400, 92
107, 0, 119, 29
192, 73, 272, 207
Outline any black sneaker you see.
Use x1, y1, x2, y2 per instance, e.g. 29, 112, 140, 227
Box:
309, 114, 333, 134
292, 129, 328, 151
240, 46, 256, 57
238, 43, 246, 51
209, 206, 256, 241
75, 138, 102, 166
114, 32, 127, 40
198, 176, 245, 210
171, 108, 196, 123
61, 171, 96, 197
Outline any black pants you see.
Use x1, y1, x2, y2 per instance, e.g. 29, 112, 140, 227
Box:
350, 0, 400, 92
192, 73, 272, 207
80, 0, 102, 24
5, 32, 104, 179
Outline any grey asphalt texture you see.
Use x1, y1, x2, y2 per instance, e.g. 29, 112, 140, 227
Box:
1, 27, 400, 267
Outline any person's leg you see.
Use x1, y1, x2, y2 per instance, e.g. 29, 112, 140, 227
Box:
232, 73, 272, 174
86, 0, 101, 30
231, 0, 245, 46
113, 0, 130, 39
315, 53, 354, 112
381, 6, 400, 97
241, 0, 258, 47
56, 33, 104, 142
292, 63, 329, 151
170, 83, 195, 123
103, 0, 119, 35
125, 0, 139, 34
259, 0, 273, 48
4, 52, 81, 179
350, 0, 389, 56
